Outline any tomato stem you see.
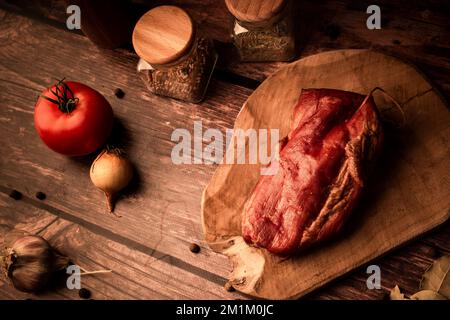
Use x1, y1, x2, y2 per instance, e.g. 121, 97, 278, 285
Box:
41, 78, 79, 114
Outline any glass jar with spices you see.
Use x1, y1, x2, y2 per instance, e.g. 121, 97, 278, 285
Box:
225, 0, 296, 62
132, 6, 217, 103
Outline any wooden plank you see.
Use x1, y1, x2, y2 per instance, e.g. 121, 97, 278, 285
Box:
295, 1, 450, 94
0, 9, 252, 283
2, 0, 449, 97
310, 235, 449, 299
421, 222, 450, 253
2, 187, 448, 300
223, 0, 450, 93
227, 0, 450, 92
0, 192, 244, 299
0, 0, 257, 86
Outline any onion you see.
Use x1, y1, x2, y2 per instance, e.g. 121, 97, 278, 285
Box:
90, 148, 133, 214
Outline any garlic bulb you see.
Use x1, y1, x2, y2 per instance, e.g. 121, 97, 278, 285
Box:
1, 234, 69, 293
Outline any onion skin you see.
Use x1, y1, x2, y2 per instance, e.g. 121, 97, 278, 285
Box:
90, 149, 133, 213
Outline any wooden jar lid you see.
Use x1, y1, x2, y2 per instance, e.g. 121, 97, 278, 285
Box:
132, 6, 195, 65
225, 0, 286, 23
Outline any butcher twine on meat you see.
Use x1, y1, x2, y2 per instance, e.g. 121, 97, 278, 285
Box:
242, 88, 384, 255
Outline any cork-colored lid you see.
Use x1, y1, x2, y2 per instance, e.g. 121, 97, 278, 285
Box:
225, 0, 286, 23
132, 6, 195, 65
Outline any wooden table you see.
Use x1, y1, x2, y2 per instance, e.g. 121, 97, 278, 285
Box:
0, 0, 449, 300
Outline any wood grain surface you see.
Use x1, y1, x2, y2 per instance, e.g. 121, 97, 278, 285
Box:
202, 49, 450, 299
132, 5, 194, 65
224, 0, 286, 23
0, 0, 449, 300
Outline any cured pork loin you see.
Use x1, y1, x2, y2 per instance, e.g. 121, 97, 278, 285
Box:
242, 88, 383, 255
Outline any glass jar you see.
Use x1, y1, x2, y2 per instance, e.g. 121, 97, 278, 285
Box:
225, 0, 296, 62
132, 6, 217, 103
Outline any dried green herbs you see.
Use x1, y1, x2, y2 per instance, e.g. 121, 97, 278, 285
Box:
138, 38, 217, 103
231, 12, 295, 62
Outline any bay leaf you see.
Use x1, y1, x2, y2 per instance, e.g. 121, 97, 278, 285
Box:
390, 285, 407, 300
420, 255, 450, 299
410, 290, 447, 300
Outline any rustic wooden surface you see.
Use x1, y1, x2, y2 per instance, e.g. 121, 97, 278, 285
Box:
0, 0, 449, 300
202, 49, 450, 299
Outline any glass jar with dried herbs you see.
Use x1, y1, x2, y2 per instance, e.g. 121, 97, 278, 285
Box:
225, 0, 296, 62
132, 6, 217, 103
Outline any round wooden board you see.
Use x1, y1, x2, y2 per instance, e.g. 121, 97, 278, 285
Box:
201, 49, 450, 300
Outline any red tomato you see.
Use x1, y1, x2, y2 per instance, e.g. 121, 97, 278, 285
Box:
34, 80, 114, 156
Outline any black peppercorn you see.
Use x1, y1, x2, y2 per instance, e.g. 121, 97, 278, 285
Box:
189, 243, 201, 253
324, 24, 341, 41
35, 191, 46, 200
9, 189, 22, 200
78, 288, 92, 299
114, 88, 125, 99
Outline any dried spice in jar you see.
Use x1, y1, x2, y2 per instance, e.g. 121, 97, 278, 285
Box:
132, 6, 217, 103
225, 0, 296, 62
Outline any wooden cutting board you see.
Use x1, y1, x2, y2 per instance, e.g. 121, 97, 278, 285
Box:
201, 49, 450, 299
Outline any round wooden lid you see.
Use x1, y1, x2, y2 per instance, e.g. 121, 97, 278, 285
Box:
132, 6, 195, 65
225, 0, 286, 23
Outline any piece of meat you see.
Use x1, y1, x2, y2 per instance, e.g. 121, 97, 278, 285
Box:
242, 88, 383, 255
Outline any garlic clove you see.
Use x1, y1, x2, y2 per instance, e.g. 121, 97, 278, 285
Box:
2, 235, 69, 293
